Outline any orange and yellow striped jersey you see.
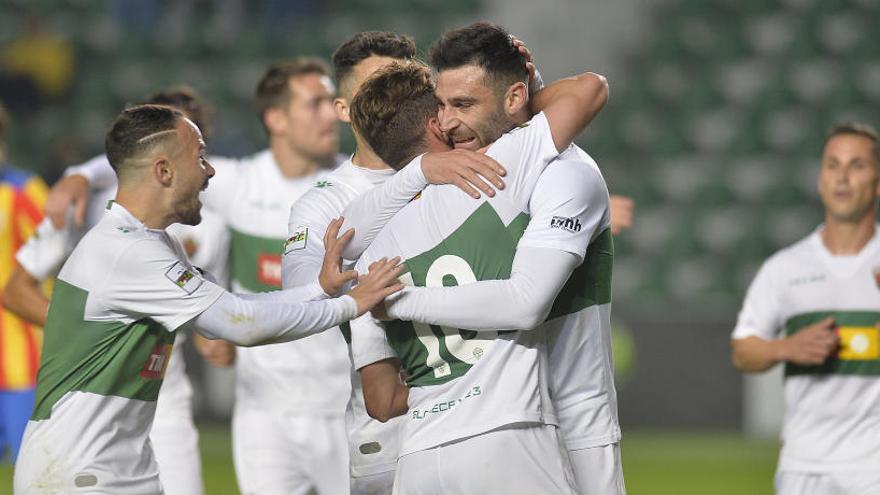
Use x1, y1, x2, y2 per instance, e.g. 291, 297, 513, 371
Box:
0, 165, 47, 390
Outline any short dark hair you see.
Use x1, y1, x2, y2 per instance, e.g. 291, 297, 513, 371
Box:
144, 85, 213, 140
331, 31, 416, 94
256, 58, 330, 117
428, 22, 528, 92
825, 122, 880, 162
105, 104, 184, 178
350, 62, 438, 170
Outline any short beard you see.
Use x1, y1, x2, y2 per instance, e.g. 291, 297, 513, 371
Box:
173, 196, 203, 226
476, 103, 517, 147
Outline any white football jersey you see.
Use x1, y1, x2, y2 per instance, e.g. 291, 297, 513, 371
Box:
14, 203, 224, 493
282, 158, 403, 477
521, 146, 621, 450
353, 112, 560, 456
203, 150, 350, 414
733, 227, 880, 473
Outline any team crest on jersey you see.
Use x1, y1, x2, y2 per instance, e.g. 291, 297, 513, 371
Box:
140, 344, 173, 379
165, 261, 203, 295
284, 227, 308, 254
873, 267, 880, 289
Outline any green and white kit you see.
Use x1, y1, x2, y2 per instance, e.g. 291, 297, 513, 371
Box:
14, 203, 225, 494
733, 227, 880, 475
282, 158, 406, 481
352, 112, 560, 457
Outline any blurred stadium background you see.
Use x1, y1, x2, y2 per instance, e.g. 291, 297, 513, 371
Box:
3, 0, 877, 492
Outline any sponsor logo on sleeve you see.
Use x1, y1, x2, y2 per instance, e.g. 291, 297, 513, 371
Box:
165, 261, 204, 295
284, 227, 308, 254
550, 216, 581, 233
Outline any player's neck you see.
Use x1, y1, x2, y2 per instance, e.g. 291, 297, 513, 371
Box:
114, 189, 171, 230
821, 214, 876, 255
270, 139, 321, 179
352, 134, 391, 171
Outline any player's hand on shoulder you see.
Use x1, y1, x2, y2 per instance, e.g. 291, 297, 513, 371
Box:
319, 217, 359, 295
349, 257, 405, 316
781, 316, 838, 365
46, 174, 90, 228
421, 150, 506, 199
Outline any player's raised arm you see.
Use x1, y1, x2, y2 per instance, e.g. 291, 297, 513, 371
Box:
511, 34, 609, 153
339, 150, 506, 260
195, 256, 403, 346
530, 72, 608, 153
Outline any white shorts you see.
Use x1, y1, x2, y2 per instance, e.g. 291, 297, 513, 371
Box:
233, 408, 349, 495
393, 423, 576, 495
351, 469, 395, 495
568, 443, 625, 495
152, 341, 202, 495
776, 470, 880, 495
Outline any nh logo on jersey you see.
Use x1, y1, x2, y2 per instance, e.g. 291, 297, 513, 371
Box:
551, 216, 581, 233
838, 326, 880, 360
165, 261, 203, 295
284, 227, 308, 254
258, 253, 282, 287
140, 344, 173, 379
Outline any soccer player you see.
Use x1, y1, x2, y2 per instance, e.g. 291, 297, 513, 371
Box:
39, 59, 349, 494
347, 53, 608, 491
732, 123, 880, 495
341, 25, 625, 494
13, 105, 403, 494
0, 103, 48, 464
281, 31, 506, 494
4, 86, 228, 495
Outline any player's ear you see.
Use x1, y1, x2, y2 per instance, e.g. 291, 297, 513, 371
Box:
263, 107, 286, 135
155, 157, 173, 187
334, 97, 351, 123
504, 81, 528, 116
427, 117, 445, 142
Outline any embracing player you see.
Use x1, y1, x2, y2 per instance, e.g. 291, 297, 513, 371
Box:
340, 23, 624, 494
345, 45, 608, 492
281, 31, 506, 494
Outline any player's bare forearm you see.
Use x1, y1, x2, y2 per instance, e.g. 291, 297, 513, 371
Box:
731, 336, 786, 372
3, 266, 49, 326
361, 358, 409, 422
530, 72, 609, 152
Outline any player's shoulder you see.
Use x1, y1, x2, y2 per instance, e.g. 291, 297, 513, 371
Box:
488, 112, 551, 152
537, 147, 607, 199
763, 229, 820, 272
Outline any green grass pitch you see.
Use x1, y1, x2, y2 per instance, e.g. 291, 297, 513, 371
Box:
1, 425, 778, 494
